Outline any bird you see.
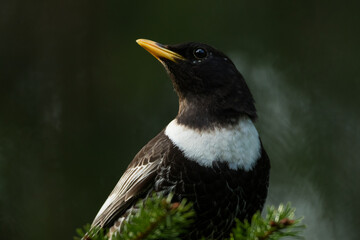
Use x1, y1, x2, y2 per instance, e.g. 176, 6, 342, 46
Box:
89, 39, 270, 240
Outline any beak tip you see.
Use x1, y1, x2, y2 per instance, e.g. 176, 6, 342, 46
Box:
136, 39, 143, 45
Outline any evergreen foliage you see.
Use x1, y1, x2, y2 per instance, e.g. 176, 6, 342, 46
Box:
229, 204, 304, 240
75, 195, 304, 240
114, 194, 195, 240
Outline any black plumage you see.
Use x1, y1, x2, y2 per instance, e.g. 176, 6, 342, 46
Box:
89, 39, 270, 240
154, 132, 270, 239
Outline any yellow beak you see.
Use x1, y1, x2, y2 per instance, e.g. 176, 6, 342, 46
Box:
136, 39, 185, 62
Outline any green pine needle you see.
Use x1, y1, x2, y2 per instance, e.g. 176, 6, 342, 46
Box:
114, 193, 195, 240
229, 203, 305, 240
74, 223, 106, 240
75, 195, 305, 240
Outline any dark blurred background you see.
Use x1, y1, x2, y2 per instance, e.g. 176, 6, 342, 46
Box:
1, 1, 359, 239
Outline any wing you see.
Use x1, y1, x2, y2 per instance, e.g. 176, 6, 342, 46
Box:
91, 130, 171, 228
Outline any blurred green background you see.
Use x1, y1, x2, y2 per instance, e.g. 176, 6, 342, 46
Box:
1, 1, 360, 239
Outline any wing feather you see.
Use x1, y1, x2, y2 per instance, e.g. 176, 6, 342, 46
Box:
91, 130, 170, 228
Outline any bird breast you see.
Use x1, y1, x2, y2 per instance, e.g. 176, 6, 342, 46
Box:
164, 117, 261, 171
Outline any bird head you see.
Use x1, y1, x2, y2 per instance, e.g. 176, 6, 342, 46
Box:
136, 39, 257, 129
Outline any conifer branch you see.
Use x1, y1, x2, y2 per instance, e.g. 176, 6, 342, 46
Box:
116, 194, 195, 240
75, 196, 305, 240
229, 203, 305, 240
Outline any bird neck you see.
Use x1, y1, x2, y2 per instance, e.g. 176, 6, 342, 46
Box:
176, 97, 252, 130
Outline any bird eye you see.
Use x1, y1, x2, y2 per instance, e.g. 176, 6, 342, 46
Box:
193, 48, 207, 59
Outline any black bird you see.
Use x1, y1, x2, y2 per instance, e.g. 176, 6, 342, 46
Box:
90, 39, 270, 239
